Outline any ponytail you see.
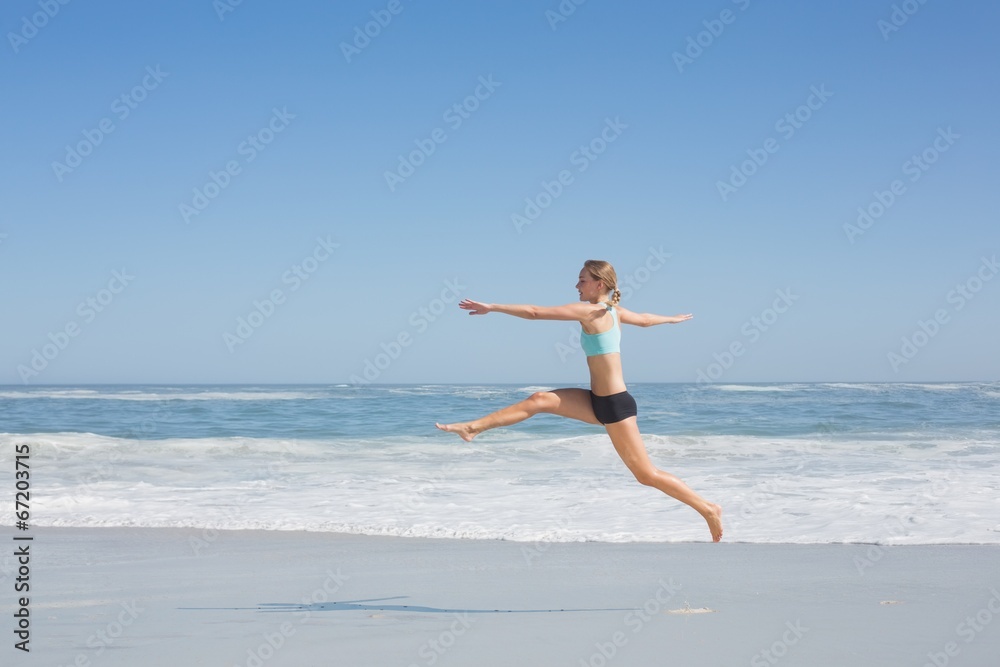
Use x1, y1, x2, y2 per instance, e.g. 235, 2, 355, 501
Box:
583, 259, 622, 307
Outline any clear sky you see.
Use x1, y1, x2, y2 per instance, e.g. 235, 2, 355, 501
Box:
2, 0, 998, 385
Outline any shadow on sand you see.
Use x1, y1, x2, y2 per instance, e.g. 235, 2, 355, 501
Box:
183, 596, 637, 614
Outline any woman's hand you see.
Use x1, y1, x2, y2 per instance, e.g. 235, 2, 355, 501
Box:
668, 313, 693, 324
459, 299, 493, 315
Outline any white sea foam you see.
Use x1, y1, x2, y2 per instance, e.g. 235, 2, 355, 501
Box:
711, 384, 802, 392
0, 389, 324, 401
821, 383, 888, 391
4, 430, 997, 545
896, 383, 969, 391
385, 385, 514, 400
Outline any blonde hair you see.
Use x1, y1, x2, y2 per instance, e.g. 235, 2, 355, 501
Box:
583, 259, 621, 306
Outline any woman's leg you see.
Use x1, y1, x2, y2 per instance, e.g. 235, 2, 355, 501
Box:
436, 388, 601, 442
604, 417, 723, 542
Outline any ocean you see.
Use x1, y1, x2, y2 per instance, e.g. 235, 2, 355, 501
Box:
1, 382, 997, 544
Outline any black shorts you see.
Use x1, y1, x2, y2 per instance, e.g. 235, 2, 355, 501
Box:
590, 390, 638, 425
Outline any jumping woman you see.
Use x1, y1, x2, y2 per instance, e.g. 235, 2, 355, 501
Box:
436, 260, 723, 542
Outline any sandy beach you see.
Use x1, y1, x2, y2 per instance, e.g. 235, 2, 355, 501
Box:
5, 0, 998, 659
3, 527, 997, 666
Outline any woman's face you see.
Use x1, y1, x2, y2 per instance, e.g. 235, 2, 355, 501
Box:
576, 270, 604, 302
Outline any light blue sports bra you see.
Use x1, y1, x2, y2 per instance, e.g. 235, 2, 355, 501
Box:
580, 304, 621, 357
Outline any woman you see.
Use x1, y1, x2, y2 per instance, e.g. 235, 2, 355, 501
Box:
436, 260, 723, 542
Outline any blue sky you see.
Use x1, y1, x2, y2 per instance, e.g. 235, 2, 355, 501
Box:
1, 0, 998, 384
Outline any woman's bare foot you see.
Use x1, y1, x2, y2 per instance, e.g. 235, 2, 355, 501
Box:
702, 503, 723, 542
435, 421, 479, 442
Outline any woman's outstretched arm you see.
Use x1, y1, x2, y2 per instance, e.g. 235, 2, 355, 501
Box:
459, 299, 595, 321
615, 305, 693, 327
